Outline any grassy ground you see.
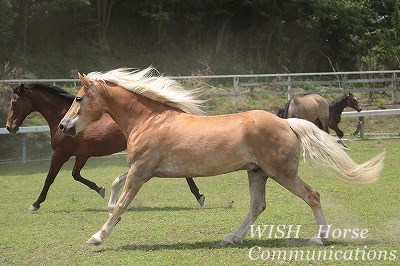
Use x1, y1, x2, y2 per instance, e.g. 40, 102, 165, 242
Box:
0, 140, 399, 265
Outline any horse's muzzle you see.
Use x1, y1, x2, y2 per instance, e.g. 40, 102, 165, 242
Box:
59, 119, 76, 136
6, 124, 19, 133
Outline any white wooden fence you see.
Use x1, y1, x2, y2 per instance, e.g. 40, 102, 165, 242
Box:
1, 70, 399, 162
1, 109, 399, 163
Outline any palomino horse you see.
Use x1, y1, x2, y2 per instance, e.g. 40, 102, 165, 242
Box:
6, 83, 205, 212
276, 94, 329, 132
59, 67, 385, 246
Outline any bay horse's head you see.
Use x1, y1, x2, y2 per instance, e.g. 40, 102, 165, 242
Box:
59, 73, 105, 137
6, 84, 33, 133
346, 92, 362, 112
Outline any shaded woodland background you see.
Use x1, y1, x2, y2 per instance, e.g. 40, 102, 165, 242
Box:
1, 0, 400, 79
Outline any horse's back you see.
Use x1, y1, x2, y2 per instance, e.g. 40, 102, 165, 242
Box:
287, 94, 329, 121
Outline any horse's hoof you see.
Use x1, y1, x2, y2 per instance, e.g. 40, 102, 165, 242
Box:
198, 195, 205, 206
219, 240, 231, 246
220, 234, 243, 246
99, 187, 105, 198
28, 205, 39, 212
87, 234, 103, 245
308, 237, 324, 246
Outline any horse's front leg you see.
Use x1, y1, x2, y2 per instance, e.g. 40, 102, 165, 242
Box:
87, 166, 151, 245
29, 153, 69, 212
108, 172, 128, 215
72, 156, 105, 197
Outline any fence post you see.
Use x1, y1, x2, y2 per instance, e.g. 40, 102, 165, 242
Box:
287, 75, 292, 100
21, 134, 27, 163
353, 117, 365, 139
233, 77, 239, 111
391, 72, 398, 103
341, 74, 348, 91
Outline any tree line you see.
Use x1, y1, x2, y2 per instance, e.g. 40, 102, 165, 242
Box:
0, 0, 400, 78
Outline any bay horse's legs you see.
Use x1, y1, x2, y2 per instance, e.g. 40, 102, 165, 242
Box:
72, 156, 105, 198
186, 178, 205, 206
316, 118, 330, 133
87, 165, 151, 245
106, 174, 205, 214
29, 153, 69, 212
329, 123, 347, 147
274, 175, 328, 245
108, 172, 128, 215
330, 123, 344, 139
221, 169, 267, 245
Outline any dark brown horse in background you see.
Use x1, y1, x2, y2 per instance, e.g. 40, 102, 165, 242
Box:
6, 83, 205, 212
328, 92, 362, 138
276, 92, 362, 138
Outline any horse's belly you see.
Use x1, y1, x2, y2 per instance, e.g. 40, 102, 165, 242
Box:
154, 141, 254, 177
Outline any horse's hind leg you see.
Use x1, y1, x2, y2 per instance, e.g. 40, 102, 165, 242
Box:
186, 178, 205, 206
29, 153, 69, 212
317, 117, 330, 134
274, 175, 328, 245
221, 169, 267, 245
108, 172, 127, 215
72, 156, 105, 197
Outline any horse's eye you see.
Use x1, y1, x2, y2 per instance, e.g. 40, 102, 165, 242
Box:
11, 100, 17, 106
76, 96, 83, 102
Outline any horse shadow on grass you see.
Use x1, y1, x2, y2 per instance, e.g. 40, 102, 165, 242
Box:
84, 205, 232, 213
93, 238, 383, 252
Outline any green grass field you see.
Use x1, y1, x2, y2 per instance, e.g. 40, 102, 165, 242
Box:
0, 139, 399, 265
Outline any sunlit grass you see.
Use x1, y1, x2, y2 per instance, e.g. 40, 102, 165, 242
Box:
0, 140, 399, 265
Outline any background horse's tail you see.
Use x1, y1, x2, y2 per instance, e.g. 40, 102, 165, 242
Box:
287, 118, 385, 184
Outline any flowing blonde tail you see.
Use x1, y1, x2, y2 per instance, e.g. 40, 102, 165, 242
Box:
287, 118, 385, 184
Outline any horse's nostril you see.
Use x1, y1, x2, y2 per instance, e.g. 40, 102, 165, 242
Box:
59, 124, 64, 130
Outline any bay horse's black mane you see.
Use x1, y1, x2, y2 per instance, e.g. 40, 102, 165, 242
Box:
18, 83, 75, 101
330, 94, 347, 105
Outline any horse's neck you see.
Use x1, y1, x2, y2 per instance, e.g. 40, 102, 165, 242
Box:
103, 89, 179, 135
331, 98, 347, 113
32, 92, 72, 132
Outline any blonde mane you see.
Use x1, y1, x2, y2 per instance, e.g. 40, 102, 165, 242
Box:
86, 67, 205, 115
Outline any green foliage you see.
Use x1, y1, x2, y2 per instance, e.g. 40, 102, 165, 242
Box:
1, 0, 400, 77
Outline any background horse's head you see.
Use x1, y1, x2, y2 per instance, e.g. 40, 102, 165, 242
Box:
346, 92, 362, 112
59, 74, 106, 137
6, 84, 33, 133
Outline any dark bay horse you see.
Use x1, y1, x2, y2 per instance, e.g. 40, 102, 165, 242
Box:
328, 92, 362, 138
6, 83, 205, 212
277, 92, 362, 138
59, 67, 384, 246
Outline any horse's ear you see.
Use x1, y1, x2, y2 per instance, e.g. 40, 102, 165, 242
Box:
78, 72, 91, 88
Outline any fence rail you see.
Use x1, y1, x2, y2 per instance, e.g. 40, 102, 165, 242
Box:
1, 109, 399, 163
1, 70, 400, 102
1, 70, 400, 163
